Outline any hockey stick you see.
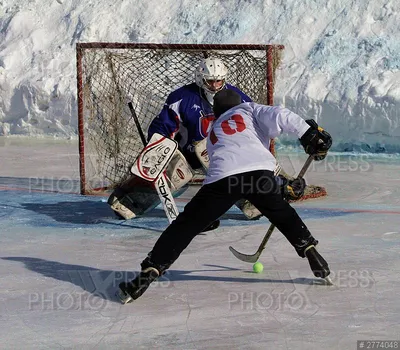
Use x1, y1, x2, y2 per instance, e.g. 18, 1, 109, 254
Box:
128, 102, 147, 145
229, 155, 314, 263
128, 102, 179, 223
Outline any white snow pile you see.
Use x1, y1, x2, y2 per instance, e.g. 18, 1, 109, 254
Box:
0, 0, 399, 152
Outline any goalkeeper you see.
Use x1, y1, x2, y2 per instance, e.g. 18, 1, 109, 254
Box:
147, 57, 252, 169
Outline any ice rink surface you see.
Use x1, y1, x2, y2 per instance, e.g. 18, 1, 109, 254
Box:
1, 138, 399, 350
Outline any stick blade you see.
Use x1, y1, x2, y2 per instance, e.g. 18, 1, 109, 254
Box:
229, 246, 260, 263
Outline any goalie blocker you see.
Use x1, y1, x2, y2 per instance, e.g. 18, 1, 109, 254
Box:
108, 133, 193, 220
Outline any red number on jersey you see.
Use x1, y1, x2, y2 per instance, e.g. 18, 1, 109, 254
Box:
210, 114, 246, 144
221, 114, 246, 134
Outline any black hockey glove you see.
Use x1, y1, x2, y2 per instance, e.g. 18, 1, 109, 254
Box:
278, 175, 307, 201
300, 119, 332, 161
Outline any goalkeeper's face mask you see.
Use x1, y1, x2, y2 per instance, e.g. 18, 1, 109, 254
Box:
203, 79, 225, 92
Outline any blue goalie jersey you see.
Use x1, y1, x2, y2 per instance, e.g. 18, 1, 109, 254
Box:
148, 83, 252, 168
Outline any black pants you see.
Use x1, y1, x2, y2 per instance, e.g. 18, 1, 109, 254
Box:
143, 170, 317, 272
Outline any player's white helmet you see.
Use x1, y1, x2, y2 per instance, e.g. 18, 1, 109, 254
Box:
195, 58, 228, 105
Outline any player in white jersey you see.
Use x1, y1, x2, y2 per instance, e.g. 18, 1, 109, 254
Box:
204, 102, 310, 184
118, 89, 333, 302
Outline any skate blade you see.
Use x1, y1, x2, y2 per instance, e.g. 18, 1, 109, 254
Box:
324, 276, 334, 286
116, 289, 133, 304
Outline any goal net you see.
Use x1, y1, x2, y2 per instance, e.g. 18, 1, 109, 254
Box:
77, 43, 326, 200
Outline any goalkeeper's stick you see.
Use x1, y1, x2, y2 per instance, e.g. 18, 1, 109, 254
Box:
229, 155, 314, 263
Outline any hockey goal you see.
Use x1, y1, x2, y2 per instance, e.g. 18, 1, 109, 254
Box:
77, 43, 285, 195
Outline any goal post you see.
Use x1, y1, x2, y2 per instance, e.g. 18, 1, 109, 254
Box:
76, 43, 284, 195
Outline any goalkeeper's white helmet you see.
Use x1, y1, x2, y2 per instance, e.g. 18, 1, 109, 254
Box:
195, 58, 228, 105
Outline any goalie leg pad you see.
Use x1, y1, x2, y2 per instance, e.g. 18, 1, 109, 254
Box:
108, 151, 193, 220
108, 189, 136, 220
107, 179, 160, 220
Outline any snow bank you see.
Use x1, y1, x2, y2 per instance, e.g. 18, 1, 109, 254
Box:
0, 0, 399, 151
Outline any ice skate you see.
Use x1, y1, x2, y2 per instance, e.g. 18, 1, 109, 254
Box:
305, 245, 332, 284
117, 267, 160, 304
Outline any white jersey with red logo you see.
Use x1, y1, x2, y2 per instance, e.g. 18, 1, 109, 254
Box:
203, 102, 311, 185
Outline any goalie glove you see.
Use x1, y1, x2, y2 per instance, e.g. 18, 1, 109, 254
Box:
278, 175, 307, 201
300, 119, 332, 161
